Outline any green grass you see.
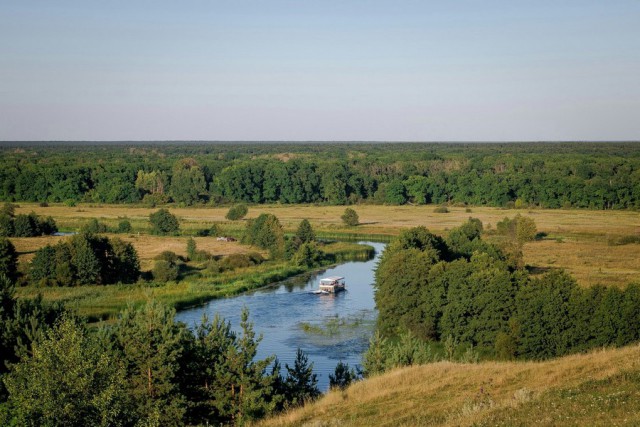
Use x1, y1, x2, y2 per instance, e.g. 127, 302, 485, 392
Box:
15, 241, 374, 322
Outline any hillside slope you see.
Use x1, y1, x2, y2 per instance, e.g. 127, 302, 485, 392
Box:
259, 344, 640, 426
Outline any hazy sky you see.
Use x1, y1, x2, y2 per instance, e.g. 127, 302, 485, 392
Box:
1, 1, 639, 141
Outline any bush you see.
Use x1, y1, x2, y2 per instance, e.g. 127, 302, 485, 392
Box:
155, 251, 179, 263
80, 218, 108, 234
225, 204, 248, 221
152, 260, 179, 282
116, 220, 132, 234
433, 205, 449, 213
149, 209, 180, 235
341, 208, 359, 227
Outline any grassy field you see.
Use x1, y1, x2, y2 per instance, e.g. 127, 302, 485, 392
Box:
258, 344, 640, 427
13, 203, 640, 288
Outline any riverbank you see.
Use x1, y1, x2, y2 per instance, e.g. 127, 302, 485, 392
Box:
15, 241, 375, 322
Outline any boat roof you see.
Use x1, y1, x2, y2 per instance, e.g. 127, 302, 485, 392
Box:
320, 276, 344, 282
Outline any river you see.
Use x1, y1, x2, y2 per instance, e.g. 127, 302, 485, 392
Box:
175, 241, 385, 391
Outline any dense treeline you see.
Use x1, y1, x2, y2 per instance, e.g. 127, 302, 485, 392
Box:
372, 220, 640, 364
1, 142, 640, 209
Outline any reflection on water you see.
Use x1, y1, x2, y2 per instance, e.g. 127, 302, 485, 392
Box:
175, 242, 385, 391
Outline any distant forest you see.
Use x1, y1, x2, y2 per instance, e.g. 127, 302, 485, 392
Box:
1, 142, 639, 209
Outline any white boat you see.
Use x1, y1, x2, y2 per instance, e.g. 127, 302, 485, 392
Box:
317, 276, 346, 293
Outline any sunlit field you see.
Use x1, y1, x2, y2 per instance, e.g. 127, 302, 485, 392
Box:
13, 203, 640, 288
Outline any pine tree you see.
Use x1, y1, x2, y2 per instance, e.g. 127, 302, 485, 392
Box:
329, 361, 359, 390
284, 348, 320, 406
0, 237, 18, 281
110, 300, 187, 426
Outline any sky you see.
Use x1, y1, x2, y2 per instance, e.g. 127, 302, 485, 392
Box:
0, 1, 639, 141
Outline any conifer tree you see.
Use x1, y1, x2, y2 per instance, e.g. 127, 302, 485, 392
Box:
110, 300, 187, 426
284, 348, 320, 406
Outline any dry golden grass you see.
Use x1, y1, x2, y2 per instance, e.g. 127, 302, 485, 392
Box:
523, 238, 640, 288
259, 344, 640, 427
12, 203, 640, 287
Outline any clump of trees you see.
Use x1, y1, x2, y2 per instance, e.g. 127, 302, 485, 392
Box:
243, 213, 285, 259
149, 209, 180, 235
30, 233, 140, 286
370, 218, 640, 373
1, 300, 325, 426
0, 206, 57, 237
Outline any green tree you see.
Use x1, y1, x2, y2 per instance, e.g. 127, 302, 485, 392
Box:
292, 243, 324, 268
117, 219, 132, 233
0, 237, 18, 281
170, 158, 206, 205
110, 238, 140, 283
284, 348, 320, 407
244, 213, 285, 259
0, 214, 14, 237
71, 234, 102, 285
13, 213, 36, 237
30, 245, 57, 285
295, 219, 315, 243
329, 361, 359, 390
80, 218, 108, 234
225, 204, 249, 221
186, 237, 197, 261
149, 209, 180, 235
4, 316, 131, 427
110, 300, 187, 426
153, 260, 179, 282
341, 208, 359, 227
362, 330, 389, 376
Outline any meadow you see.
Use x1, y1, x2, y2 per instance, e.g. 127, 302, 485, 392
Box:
258, 343, 640, 426
12, 202, 640, 288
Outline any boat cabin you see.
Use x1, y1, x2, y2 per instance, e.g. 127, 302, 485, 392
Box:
318, 276, 346, 293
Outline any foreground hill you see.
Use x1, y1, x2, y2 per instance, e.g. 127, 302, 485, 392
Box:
259, 344, 640, 426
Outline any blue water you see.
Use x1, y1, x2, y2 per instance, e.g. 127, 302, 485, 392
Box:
175, 242, 385, 391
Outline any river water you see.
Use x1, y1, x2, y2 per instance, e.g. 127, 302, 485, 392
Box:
175, 241, 385, 391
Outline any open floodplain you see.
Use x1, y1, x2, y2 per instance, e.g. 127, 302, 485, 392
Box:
12, 202, 640, 290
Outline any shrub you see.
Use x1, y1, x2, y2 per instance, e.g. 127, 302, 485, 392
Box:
341, 208, 359, 227
152, 260, 179, 282
149, 209, 179, 235
80, 218, 108, 234
433, 205, 449, 213
155, 251, 179, 263
116, 220, 132, 233
225, 204, 248, 221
